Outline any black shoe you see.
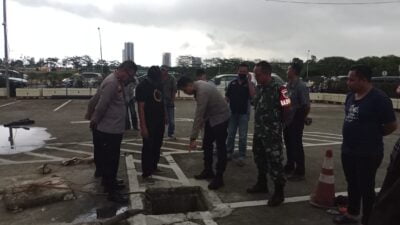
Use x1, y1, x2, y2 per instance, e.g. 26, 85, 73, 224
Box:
267, 183, 285, 207
287, 173, 305, 182
153, 168, 165, 175
107, 192, 129, 204
246, 182, 269, 194
284, 164, 295, 175
104, 183, 126, 193
332, 215, 358, 224
194, 170, 215, 180
94, 170, 102, 178
208, 177, 224, 190
101, 178, 125, 186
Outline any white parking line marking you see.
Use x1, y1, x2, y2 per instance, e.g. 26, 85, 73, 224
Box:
24, 152, 65, 160
227, 188, 381, 209
304, 132, 342, 137
125, 142, 185, 152
131, 158, 171, 169
164, 154, 190, 185
303, 134, 342, 140
70, 120, 90, 124
53, 100, 72, 112
45, 146, 92, 156
79, 143, 144, 154
137, 172, 181, 183
303, 137, 337, 142
0, 101, 20, 108
0, 158, 15, 163
304, 142, 342, 147
0, 159, 62, 166
175, 118, 194, 122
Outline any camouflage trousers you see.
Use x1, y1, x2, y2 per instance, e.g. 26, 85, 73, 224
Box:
252, 133, 286, 185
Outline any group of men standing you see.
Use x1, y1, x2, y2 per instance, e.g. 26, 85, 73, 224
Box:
178, 60, 310, 206
86, 62, 177, 204
85, 59, 398, 225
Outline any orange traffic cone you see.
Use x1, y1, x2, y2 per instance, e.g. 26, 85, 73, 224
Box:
310, 149, 335, 208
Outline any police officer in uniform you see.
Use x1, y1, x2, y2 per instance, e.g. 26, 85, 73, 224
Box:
247, 61, 289, 207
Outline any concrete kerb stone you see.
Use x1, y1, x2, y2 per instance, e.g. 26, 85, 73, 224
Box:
126, 155, 146, 225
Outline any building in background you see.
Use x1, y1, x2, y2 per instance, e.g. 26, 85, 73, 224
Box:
176, 55, 202, 68
122, 42, 134, 62
162, 52, 172, 67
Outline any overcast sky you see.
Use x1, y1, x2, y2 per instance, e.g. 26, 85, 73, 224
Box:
1, 0, 399, 66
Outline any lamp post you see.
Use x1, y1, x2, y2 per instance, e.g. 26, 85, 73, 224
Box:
97, 27, 103, 74
306, 49, 310, 80
3, 0, 9, 98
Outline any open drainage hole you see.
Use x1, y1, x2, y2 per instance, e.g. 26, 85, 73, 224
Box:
145, 186, 210, 215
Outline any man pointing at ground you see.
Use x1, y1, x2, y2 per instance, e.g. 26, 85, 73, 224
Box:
177, 76, 230, 190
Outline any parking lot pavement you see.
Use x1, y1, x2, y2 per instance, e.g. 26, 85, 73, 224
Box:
0, 99, 399, 225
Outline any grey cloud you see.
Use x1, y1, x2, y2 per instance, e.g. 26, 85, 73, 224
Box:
180, 42, 190, 50
13, 0, 400, 60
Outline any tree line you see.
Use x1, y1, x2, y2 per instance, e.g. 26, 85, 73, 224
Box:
2, 54, 400, 81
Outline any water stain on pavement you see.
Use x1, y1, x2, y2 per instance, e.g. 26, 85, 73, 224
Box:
0, 126, 53, 155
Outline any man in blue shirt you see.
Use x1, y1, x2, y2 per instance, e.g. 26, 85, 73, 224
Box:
225, 63, 256, 166
283, 60, 310, 181
334, 65, 397, 225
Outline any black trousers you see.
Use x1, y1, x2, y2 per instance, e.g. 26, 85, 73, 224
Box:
92, 129, 101, 175
202, 120, 229, 177
342, 153, 383, 225
96, 130, 123, 192
141, 122, 165, 177
283, 119, 305, 175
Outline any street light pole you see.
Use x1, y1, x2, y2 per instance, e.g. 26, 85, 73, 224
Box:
97, 27, 103, 74
306, 49, 310, 80
3, 0, 9, 98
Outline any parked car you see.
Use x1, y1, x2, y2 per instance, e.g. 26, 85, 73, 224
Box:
0, 69, 29, 80
62, 72, 103, 88
0, 75, 28, 97
80, 72, 103, 88
210, 73, 284, 95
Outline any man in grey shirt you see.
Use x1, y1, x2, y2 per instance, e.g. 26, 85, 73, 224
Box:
161, 66, 177, 140
177, 76, 230, 190
90, 61, 137, 204
283, 60, 310, 181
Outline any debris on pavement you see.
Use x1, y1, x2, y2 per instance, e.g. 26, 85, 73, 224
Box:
61, 156, 94, 166
3, 175, 76, 212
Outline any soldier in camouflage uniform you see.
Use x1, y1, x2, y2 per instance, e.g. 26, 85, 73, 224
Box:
247, 60, 287, 207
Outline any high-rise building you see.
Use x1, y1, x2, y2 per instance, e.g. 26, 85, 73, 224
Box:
122, 42, 134, 62
162, 52, 171, 67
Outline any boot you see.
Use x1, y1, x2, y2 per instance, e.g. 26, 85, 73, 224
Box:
267, 182, 285, 207
107, 191, 129, 204
194, 169, 215, 180
208, 176, 224, 190
284, 164, 295, 175
247, 174, 268, 193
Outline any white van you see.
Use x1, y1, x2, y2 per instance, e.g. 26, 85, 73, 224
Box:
210, 73, 285, 96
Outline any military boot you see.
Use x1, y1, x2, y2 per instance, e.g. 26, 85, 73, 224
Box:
246, 174, 269, 193
267, 182, 285, 207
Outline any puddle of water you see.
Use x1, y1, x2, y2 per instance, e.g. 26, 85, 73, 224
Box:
0, 126, 53, 155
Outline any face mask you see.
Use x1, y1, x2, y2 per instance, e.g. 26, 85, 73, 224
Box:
239, 74, 247, 80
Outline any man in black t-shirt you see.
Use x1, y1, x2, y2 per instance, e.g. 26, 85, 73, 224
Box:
225, 63, 255, 166
333, 65, 397, 225
136, 66, 165, 180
